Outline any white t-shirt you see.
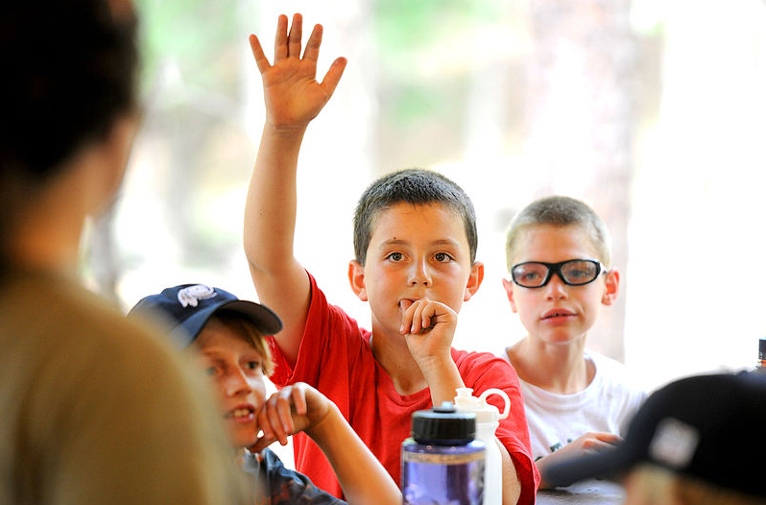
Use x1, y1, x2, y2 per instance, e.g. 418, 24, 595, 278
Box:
518, 351, 647, 461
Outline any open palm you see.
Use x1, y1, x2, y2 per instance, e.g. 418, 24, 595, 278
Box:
249, 13, 347, 130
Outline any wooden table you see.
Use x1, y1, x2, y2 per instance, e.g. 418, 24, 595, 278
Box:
536, 479, 625, 505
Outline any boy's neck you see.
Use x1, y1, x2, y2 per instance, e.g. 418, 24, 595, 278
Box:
507, 338, 594, 394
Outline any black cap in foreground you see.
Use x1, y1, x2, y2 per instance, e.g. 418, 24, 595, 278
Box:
543, 371, 766, 499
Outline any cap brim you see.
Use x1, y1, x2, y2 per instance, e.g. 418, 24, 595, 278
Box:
217, 300, 283, 336
542, 443, 635, 488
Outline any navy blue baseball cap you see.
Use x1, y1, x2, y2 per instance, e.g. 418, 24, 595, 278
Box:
543, 371, 766, 499
128, 284, 283, 348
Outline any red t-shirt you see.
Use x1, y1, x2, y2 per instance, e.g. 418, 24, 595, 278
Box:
268, 272, 540, 503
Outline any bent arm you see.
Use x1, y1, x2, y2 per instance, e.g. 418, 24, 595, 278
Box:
307, 404, 402, 505
252, 383, 400, 504
535, 431, 621, 489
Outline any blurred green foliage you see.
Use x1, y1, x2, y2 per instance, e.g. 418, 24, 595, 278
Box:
134, 0, 241, 93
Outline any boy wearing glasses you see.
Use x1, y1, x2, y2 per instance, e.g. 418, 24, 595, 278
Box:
502, 195, 647, 489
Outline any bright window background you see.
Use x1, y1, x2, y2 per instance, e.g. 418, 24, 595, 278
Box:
86, 0, 766, 399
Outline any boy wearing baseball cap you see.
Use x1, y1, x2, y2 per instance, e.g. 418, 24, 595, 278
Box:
129, 284, 400, 505
543, 371, 766, 505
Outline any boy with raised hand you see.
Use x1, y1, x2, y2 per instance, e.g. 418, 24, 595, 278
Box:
502, 195, 647, 489
245, 13, 539, 504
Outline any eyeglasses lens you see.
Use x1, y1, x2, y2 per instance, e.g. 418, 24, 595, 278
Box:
512, 260, 601, 288
560, 260, 600, 285
512, 263, 548, 288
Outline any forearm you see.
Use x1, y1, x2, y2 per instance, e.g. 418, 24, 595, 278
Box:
243, 123, 304, 272
244, 123, 312, 363
307, 407, 401, 505
422, 358, 465, 407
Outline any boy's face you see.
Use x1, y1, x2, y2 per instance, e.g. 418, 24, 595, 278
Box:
351, 202, 482, 337
502, 224, 618, 346
194, 318, 268, 449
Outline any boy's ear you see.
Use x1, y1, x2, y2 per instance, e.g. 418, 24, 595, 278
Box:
601, 268, 620, 306
348, 260, 368, 301
502, 277, 519, 313
463, 261, 484, 301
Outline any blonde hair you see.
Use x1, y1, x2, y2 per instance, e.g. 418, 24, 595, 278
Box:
209, 311, 275, 377
505, 195, 611, 271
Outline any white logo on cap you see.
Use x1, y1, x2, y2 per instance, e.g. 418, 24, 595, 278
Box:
648, 417, 700, 469
178, 284, 217, 307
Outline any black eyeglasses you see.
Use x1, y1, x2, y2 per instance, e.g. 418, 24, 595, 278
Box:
510, 259, 606, 288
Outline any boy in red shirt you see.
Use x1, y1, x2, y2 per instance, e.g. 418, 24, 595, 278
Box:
244, 13, 540, 504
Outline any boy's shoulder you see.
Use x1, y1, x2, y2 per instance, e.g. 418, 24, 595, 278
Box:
587, 350, 647, 397
451, 347, 520, 380
586, 350, 629, 371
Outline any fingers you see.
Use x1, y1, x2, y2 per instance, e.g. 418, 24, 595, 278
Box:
273, 13, 288, 61
400, 299, 440, 334
289, 383, 309, 416
302, 23, 323, 63
320, 57, 348, 98
580, 433, 622, 454
256, 384, 313, 448
251, 13, 346, 83
248, 34, 271, 75
258, 390, 295, 446
287, 12, 303, 59
595, 432, 622, 445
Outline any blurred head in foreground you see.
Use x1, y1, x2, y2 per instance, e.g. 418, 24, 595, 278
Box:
543, 371, 766, 505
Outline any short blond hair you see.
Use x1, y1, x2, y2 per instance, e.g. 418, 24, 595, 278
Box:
505, 195, 611, 271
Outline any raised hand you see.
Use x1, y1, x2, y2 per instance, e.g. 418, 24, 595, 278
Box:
248, 13, 347, 131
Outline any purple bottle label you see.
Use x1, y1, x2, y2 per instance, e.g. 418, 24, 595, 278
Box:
401, 442, 485, 505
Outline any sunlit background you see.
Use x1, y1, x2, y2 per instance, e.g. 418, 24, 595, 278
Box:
85, 0, 766, 399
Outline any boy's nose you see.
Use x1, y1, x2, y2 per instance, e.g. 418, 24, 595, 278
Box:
223, 368, 251, 397
544, 275, 568, 299
408, 259, 431, 286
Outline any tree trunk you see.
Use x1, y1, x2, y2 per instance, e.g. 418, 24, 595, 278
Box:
525, 0, 639, 361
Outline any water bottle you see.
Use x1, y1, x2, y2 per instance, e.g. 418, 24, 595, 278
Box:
453, 388, 511, 505
401, 402, 485, 505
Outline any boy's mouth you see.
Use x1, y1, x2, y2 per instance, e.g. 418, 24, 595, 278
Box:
541, 308, 575, 320
225, 405, 255, 420
399, 299, 414, 313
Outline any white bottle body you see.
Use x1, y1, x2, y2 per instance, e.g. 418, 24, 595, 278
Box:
475, 420, 502, 505
453, 388, 511, 505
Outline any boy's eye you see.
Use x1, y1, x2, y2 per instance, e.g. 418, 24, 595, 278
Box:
203, 366, 217, 377
386, 252, 404, 262
522, 272, 541, 281
567, 269, 588, 280
434, 252, 453, 262
246, 361, 262, 371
